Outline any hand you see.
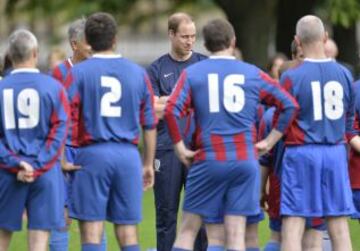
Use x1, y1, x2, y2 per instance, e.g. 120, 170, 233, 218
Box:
17, 161, 35, 183
256, 129, 283, 156
61, 160, 81, 172
154, 96, 168, 120
178, 149, 198, 168
255, 139, 271, 156
143, 165, 154, 191
64, 208, 72, 228
174, 141, 198, 168
260, 192, 269, 211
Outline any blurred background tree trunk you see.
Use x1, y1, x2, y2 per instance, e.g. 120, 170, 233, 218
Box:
215, 0, 278, 68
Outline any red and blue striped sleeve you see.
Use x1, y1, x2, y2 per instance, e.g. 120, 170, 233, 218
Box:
52, 65, 64, 83
51, 60, 71, 84
32, 87, 69, 177
63, 69, 81, 146
141, 73, 158, 130
0, 142, 22, 169
346, 80, 359, 141
259, 71, 298, 133
164, 70, 192, 144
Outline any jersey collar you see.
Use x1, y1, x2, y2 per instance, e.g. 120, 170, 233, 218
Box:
304, 58, 334, 63
92, 54, 122, 59
11, 68, 40, 74
209, 55, 236, 60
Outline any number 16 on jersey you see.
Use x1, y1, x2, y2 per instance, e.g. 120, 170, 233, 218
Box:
208, 74, 245, 113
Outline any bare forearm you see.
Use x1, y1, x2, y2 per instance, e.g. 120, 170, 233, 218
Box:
174, 140, 187, 158
256, 129, 283, 155
142, 128, 157, 167
154, 96, 169, 119
350, 135, 360, 153
265, 129, 283, 149
260, 165, 270, 194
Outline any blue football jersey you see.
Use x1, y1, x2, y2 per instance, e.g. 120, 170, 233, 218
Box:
0, 69, 69, 177
51, 58, 74, 146
65, 54, 157, 146
353, 79, 360, 128
165, 56, 298, 161
280, 58, 355, 145
147, 52, 207, 150
258, 107, 286, 176
349, 79, 360, 189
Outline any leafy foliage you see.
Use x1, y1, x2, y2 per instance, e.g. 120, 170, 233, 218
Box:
5, 0, 360, 28
326, 0, 360, 27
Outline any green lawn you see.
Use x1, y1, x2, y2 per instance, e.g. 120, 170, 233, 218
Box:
7, 190, 360, 250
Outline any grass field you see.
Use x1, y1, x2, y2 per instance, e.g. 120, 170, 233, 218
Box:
7, 190, 360, 250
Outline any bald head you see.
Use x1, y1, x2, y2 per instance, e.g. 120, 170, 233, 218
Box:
324, 38, 338, 59
296, 15, 325, 44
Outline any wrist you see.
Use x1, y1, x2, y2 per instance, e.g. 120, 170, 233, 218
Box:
143, 163, 153, 169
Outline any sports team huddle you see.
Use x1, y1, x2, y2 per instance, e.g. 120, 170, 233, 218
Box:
0, 10, 359, 251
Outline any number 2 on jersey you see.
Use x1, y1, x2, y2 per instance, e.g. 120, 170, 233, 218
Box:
3, 88, 40, 129
100, 76, 122, 117
208, 73, 245, 113
311, 81, 344, 121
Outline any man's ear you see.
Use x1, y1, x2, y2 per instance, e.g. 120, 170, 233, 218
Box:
230, 37, 236, 49
294, 35, 301, 47
323, 31, 329, 44
70, 40, 77, 51
168, 29, 175, 39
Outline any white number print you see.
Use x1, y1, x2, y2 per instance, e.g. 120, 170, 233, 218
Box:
100, 76, 122, 117
3, 88, 40, 129
208, 74, 245, 113
311, 81, 344, 121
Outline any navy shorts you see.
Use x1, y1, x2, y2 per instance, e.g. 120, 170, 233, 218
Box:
281, 144, 354, 217
69, 142, 142, 224
184, 159, 260, 223
0, 165, 65, 231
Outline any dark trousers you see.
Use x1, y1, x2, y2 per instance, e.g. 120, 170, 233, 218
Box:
153, 150, 207, 251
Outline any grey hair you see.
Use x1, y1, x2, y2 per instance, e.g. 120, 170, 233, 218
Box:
296, 15, 325, 44
68, 18, 86, 42
7, 29, 38, 64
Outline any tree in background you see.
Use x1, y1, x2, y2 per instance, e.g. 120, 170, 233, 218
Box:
2, 0, 360, 71
328, 0, 360, 71
214, 0, 360, 71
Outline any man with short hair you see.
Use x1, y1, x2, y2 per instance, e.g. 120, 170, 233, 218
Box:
0, 29, 69, 251
348, 64, 360, 221
261, 39, 331, 251
0, 53, 13, 78
50, 18, 104, 251
324, 38, 355, 77
66, 12, 157, 251
165, 18, 298, 250
147, 12, 207, 251
52, 18, 91, 83
280, 15, 357, 251
324, 38, 338, 59
350, 42, 360, 222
